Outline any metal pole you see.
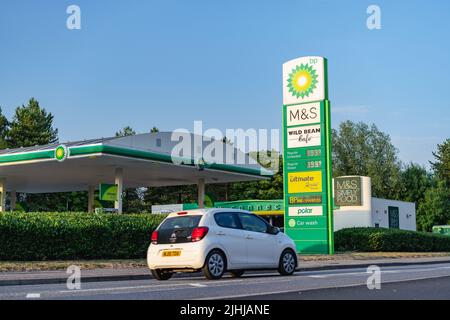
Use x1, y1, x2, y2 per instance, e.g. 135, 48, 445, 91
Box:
10, 190, 16, 211
0, 179, 6, 212
114, 168, 123, 214
88, 186, 95, 213
197, 178, 205, 209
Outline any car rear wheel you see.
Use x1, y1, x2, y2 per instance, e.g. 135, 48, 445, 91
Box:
229, 270, 245, 278
203, 250, 226, 280
278, 249, 296, 276
151, 269, 173, 281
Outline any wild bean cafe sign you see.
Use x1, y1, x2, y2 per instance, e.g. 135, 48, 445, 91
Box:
282, 56, 334, 254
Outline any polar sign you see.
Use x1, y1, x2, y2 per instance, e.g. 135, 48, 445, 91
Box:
282, 56, 334, 254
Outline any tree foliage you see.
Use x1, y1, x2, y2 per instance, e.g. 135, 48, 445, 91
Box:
430, 138, 450, 187
6, 98, 58, 148
399, 163, 433, 205
0, 108, 9, 149
332, 121, 402, 199
115, 126, 136, 137
417, 179, 450, 231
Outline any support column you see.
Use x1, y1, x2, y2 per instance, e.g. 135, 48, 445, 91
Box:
197, 178, 205, 209
0, 179, 6, 212
10, 190, 16, 212
114, 168, 123, 214
88, 186, 95, 213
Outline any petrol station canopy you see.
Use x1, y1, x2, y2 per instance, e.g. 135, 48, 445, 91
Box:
0, 132, 272, 194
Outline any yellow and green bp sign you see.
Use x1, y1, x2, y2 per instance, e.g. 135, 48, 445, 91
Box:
282, 56, 334, 254
99, 183, 118, 201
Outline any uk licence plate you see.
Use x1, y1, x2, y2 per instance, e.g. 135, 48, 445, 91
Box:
162, 250, 181, 257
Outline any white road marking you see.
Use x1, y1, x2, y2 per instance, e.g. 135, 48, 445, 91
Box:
26, 293, 41, 299
59, 283, 188, 293
189, 283, 207, 288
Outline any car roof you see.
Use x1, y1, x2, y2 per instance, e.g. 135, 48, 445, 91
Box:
165, 208, 253, 218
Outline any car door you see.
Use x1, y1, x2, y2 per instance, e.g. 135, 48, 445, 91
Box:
213, 212, 247, 267
237, 213, 279, 267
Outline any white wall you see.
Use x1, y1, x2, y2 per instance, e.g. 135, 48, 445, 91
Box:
151, 204, 183, 214
371, 198, 416, 231
333, 176, 372, 231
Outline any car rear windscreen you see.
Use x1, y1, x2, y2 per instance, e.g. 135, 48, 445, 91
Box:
159, 215, 202, 230
157, 215, 202, 244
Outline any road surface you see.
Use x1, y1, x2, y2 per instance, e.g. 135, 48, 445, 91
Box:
1, 262, 450, 300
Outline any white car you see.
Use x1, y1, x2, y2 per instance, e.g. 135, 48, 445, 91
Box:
147, 208, 297, 280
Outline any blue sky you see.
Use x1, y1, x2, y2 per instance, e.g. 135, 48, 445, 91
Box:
0, 0, 449, 169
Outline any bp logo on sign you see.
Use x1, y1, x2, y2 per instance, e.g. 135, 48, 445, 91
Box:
283, 57, 327, 105
287, 64, 318, 99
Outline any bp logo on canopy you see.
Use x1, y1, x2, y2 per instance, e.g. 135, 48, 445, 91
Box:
55, 145, 69, 162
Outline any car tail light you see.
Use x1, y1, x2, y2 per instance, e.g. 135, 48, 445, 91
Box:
151, 230, 158, 245
177, 211, 188, 215
191, 227, 209, 242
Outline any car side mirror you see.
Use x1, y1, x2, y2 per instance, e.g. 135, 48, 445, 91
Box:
269, 226, 280, 235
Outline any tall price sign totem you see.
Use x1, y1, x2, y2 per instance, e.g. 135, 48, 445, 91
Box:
282, 56, 334, 254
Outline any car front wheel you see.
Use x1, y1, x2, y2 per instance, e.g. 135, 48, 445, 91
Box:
278, 249, 296, 276
203, 250, 226, 280
151, 269, 173, 281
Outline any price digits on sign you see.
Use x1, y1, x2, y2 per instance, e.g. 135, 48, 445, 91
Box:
307, 160, 322, 169
306, 149, 321, 157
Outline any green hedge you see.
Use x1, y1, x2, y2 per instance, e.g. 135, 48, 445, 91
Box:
335, 227, 450, 252
0, 212, 166, 261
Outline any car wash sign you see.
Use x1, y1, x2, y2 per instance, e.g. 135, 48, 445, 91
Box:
282, 56, 334, 254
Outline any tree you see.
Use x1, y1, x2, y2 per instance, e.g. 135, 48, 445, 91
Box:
430, 139, 450, 187
115, 126, 136, 137
225, 153, 284, 201
332, 121, 402, 199
416, 179, 450, 231
150, 127, 159, 133
416, 139, 450, 230
23, 191, 88, 212
144, 185, 197, 208
6, 98, 58, 148
0, 107, 9, 149
123, 187, 147, 213
5, 98, 59, 211
399, 163, 433, 205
